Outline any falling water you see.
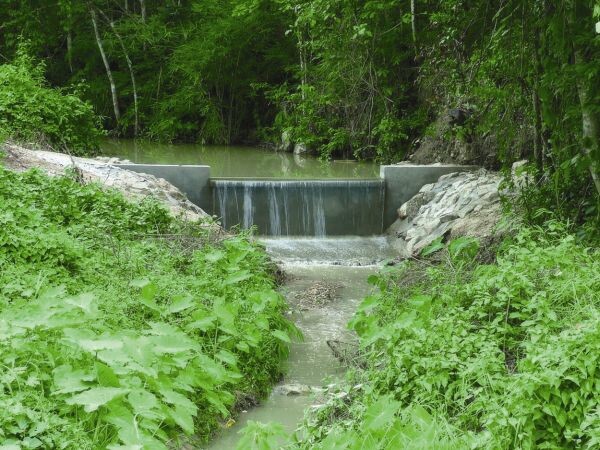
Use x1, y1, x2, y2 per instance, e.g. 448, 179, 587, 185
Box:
242, 184, 253, 229
211, 179, 385, 236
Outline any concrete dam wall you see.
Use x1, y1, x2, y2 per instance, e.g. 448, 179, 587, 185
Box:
117, 163, 476, 236
212, 179, 385, 236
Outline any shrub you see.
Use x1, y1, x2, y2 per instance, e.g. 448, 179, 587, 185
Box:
0, 166, 298, 447
290, 223, 599, 449
0, 43, 101, 155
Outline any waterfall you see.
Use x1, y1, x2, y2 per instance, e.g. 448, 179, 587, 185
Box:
242, 184, 253, 229
211, 179, 385, 236
268, 184, 281, 236
311, 184, 326, 237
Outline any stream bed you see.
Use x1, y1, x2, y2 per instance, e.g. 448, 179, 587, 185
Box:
204, 237, 394, 449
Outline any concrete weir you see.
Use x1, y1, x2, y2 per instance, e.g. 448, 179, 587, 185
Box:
212, 179, 385, 236
117, 163, 476, 236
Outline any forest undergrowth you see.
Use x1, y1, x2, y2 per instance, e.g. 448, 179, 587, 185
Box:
0, 164, 298, 449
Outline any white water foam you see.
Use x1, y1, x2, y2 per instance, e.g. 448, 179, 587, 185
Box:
261, 236, 396, 266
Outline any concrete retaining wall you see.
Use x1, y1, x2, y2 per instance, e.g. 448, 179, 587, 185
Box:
116, 164, 211, 211
380, 164, 479, 229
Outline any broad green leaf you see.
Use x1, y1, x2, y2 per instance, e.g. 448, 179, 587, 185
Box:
363, 396, 401, 431
216, 349, 237, 367
169, 405, 195, 434
271, 330, 291, 343
107, 446, 143, 450
421, 237, 444, 256
213, 299, 236, 325
159, 389, 198, 416
168, 294, 196, 314
52, 365, 93, 395
141, 282, 158, 301
357, 295, 379, 313
223, 271, 252, 286
95, 361, 120, 388
64, 293, 96, 314
235, 341, 250, 353
196, 355, 228, 383
204, 389, 230, 417
147, 321, 180, 336
128, 389, 159, 415
130, 278, 150, 288
205, 250, 225, 263
66, 387, 129, 412
150, 334, 198, 354
185, 315, 216, 332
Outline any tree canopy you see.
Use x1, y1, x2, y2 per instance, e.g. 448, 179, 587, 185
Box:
0, 0, 598, 226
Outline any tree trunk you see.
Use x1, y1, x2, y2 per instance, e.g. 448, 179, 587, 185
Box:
100, 9, 139, 136
294, 6, 307, 101
410, 0, 417, 55
67, 31, 73, 73
570, 2, 600, 196
574, 48, 600, 196
532, 27, 544, 177
90, 8, 120, 123
139, 0, 146, 23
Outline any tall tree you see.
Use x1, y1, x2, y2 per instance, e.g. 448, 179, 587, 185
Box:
90, 6, 120, 123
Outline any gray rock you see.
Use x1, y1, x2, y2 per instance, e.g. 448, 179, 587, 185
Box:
279, 130, 294, 153
440, 213, 460, 223
3, 144, 210, 223
397, 192, 433, 220
273, 383, 318, 396
293, 143, 308, 155
387, 170, 502, 258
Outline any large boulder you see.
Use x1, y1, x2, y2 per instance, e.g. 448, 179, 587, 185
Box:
293, 142, 309, 155
387, 169, 503, 257
1, 143, 209, 222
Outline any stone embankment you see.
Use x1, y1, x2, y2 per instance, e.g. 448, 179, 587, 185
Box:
2, 143, 208, 221
388, 169, 503, 257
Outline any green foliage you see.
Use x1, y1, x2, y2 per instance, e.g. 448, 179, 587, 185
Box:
237, 421, 291, 450
419, 0, 600, 229
290, 225, 600, 449
273, 0, 422, 161
0, 43, 101, 155
1, 0, 598, 233
0, 166, 298, 448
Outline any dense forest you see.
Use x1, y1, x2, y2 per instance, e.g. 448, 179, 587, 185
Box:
1, 0, 599, 228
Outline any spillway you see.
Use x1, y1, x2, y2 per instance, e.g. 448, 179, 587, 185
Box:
211, 179, 385, 236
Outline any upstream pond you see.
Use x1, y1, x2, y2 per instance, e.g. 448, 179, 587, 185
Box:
100, 139, 379, 179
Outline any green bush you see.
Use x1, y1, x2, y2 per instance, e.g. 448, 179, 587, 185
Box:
0, 44, 101, 155
289, 224, 599, 449
0, 166, 298, 448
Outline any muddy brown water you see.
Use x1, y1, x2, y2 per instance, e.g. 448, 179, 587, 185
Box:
204, 237, 395, 449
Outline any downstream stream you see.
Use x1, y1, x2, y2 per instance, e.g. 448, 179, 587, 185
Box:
205, 237, 396, 449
